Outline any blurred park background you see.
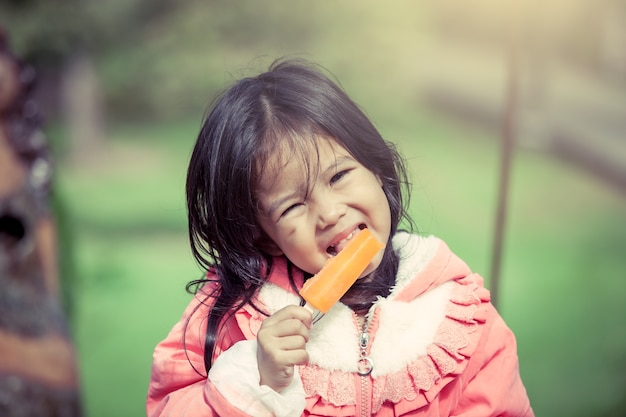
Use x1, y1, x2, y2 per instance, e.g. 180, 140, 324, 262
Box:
2, 0, 626, 416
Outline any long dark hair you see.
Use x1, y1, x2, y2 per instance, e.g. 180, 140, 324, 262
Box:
185, 58, 413, 372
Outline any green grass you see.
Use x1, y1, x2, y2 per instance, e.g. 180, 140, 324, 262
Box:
57, 129, 200, 417
57, 114, 626, 416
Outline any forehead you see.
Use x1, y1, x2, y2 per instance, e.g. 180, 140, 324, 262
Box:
254, 136, 344, 198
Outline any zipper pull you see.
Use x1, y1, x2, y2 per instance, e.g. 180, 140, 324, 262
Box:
359, 332, 369, 349
357, 331, 373, 376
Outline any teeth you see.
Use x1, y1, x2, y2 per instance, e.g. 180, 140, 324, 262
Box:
335, 231, 354, 248
327, 229, 357, 255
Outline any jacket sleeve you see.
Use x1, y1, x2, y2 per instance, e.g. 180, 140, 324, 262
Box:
146, 287, 306, 417
146, 290, 250, 417
452, 304, 534, 417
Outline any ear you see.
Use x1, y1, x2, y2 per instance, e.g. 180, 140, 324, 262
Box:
255, 234, 283, 257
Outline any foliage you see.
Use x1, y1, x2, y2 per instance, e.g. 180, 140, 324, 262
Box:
0, 0, 177, 61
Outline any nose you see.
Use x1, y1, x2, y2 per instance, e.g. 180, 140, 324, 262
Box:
315, 194, 346, 229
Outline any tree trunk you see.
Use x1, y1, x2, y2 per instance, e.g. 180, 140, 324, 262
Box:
62, 48, 106, 161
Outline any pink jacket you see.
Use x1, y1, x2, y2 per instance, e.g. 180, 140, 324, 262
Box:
147, 233, 534, 416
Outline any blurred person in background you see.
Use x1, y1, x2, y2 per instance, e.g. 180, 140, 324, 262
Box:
0, 28, 81, 417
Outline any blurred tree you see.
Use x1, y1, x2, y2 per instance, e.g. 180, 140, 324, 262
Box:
0, 0, 179, 316
431, 0, 626, 84
0, 0, 178, 155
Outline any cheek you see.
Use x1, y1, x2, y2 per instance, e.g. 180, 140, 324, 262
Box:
284, 249, 323, 276
372, 190, 392, 231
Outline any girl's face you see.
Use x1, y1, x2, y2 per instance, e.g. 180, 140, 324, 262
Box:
256, 137, 391, 278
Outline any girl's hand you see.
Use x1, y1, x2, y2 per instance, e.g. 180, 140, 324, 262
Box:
256, 305, 312, 392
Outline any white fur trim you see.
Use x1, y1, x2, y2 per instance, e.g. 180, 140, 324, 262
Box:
306, 303, 361, 371
257, 283, 302, 313
304, 281, 453, 375
369, 281, 453, 376
391, 232, 440, 296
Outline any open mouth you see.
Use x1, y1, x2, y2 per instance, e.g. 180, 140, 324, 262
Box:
326, 224, 367, 256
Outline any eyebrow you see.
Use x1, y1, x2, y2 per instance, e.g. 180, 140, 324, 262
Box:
324, 155, 351, 173
265, 190, 301, 218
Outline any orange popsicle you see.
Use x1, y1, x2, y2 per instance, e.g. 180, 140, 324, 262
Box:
300, 228, 384, 313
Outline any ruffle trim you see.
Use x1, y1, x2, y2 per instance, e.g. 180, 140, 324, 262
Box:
299, 273, 490, 413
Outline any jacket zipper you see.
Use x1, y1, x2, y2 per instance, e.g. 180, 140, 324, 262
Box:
357, 316, 373, 417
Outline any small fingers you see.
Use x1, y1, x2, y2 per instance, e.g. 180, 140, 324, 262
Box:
263, 344, 309, 366
263, 305, 313, 328
258, 305, 312, 342
276, 334, 308, 352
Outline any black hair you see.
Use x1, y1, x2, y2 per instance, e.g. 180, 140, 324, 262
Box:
185, 57, 413, 372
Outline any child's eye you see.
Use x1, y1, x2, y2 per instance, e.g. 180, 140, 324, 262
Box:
280, 203, 303, 218
330, 169, 350, 184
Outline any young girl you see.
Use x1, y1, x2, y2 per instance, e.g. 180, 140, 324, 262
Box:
146, 58, 534, 417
